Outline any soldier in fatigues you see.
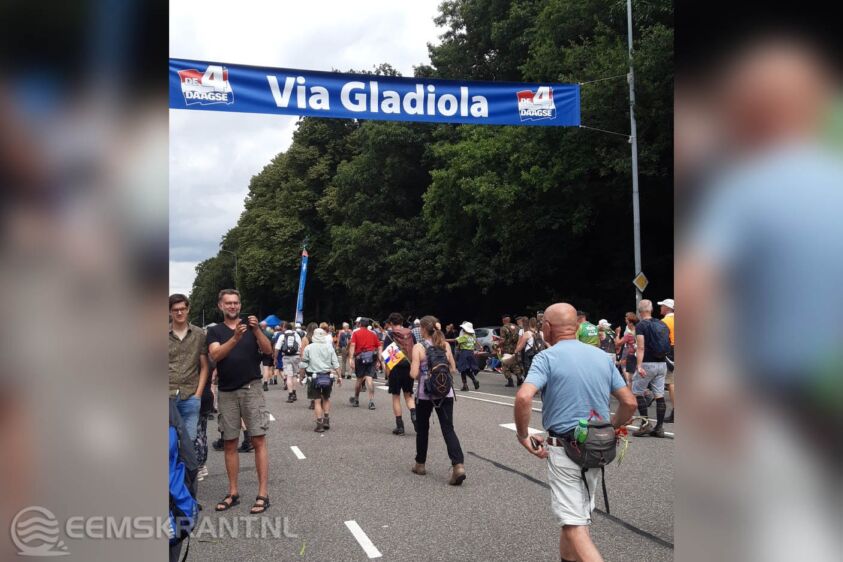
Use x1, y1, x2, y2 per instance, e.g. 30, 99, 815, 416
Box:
499, 315, 523, 387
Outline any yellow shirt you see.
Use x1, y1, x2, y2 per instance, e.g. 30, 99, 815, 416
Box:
662, 313, 675, 346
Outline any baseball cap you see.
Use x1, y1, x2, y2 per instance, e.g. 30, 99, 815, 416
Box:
414, 319, 420, 326
657, 299, 675, 310
598, 319, 612, 329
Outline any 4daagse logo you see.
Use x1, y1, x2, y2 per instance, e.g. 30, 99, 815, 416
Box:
517, 86, 556, 121
179, 65, 234, 106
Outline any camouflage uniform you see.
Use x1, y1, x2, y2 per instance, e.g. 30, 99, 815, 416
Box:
500, 323, 523, 384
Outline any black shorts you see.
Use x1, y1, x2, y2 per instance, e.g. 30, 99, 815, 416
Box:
387, 364, 414, 395
306, 380, 333, 400
355, 356, 376, 378
261, 355, 273, 367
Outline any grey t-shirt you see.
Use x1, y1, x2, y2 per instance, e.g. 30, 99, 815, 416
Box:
525, 339, 626, 435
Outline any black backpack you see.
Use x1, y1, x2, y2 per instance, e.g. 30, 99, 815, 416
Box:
562, 419, 618, 514
642, 319, 671, 359
280, 332, 299, 356
422, 341, 453, 405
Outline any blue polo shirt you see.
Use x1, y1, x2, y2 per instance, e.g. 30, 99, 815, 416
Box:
525, 339, 626, 435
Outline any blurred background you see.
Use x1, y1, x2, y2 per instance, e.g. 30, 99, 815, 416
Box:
1, 0, 841, 560
676, 1, 842, 561
0, 0, 166, 560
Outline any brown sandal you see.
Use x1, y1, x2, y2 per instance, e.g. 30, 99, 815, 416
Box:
250, 495, 270, 514
215, 493, 240, 511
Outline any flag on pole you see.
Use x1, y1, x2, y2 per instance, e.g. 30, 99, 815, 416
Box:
295, 249, 308, 325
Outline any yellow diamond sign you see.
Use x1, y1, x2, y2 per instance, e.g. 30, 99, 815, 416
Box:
633, 272, 649, 293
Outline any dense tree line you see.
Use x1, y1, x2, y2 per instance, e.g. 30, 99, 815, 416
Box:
189, 0, 673, 326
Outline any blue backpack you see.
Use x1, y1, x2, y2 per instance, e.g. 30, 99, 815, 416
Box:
169, 400, 199, 555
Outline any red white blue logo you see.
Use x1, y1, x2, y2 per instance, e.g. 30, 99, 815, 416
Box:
517, 86, 556, 121
178, 65, 234, 106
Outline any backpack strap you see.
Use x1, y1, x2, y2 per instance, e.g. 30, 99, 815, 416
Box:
580, 466, 611, 515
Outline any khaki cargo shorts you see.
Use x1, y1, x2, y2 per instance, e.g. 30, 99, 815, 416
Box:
217, 380, 270, 441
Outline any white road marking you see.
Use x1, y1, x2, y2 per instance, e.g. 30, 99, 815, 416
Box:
269, 413, 276, 422
456, 393, 543, 413
499, 423, 543, 435
290, 446, 306, 460
344, 520, 382, 559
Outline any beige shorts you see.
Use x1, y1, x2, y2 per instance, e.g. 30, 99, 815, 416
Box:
217, 381, 270, 441
665, 368, 674, 385
546, 444, 599, 526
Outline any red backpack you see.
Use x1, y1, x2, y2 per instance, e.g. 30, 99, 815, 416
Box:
390, 326, 415, 362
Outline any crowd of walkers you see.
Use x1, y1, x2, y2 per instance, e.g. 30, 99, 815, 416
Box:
169, 288, 675, 561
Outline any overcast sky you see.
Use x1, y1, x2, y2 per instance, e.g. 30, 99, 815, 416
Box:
169, 0, 444, 296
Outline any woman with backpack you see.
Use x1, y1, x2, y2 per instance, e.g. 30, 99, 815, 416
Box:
515, 317, 543, 375
300, 328, 340, 432
409, 315, 466, 486
454, 321, 480, 391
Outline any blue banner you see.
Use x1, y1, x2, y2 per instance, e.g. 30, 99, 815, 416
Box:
295, 250, 308, 325
170, 58, 580, 127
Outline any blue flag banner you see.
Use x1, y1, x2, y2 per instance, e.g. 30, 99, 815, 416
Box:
295, 249, 308, 325
169, 58, 580, 127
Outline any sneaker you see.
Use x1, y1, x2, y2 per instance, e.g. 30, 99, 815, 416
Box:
350, 397, 359, 407
650, 425, 666, 438
198, 465, 209, 478
460, 385, 469, 391
504, 380, 515, 387
212, 438, 224, 451
411, 463, 426, 476
633, 420, 653, 437
368, 401, 376, 410
308, 401, 315, 410
473, 380, 480, 390
516, 377, 524, 386
238, 440, 254, 453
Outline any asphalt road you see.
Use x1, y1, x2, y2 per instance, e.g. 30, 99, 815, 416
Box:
189, 370, 674, 561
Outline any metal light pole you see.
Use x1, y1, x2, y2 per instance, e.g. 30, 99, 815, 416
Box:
627, 0, 643, 305
220, 249, 237, 288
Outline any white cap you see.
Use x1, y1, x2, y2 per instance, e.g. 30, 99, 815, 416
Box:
342, 322, 349, 328
657, 298, 675, 310
414, 319, 420, 325
598, 319, 612, 329
459, 321, 475, 334
355, 317, 362, 323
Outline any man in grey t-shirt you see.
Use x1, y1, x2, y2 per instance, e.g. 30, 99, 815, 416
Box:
514, 303, 636, 562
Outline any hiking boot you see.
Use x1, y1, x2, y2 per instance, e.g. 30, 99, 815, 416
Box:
238, 439, 254, 453
664, 410, 674, 423
314, 418, 325, 433
633, 420, 653, 437
263, 381, 269, 392
411, 463, 426, 476
212, 438, 224, 451
393, 420, 405, 435
350, 397, 359, 407
368, 401, 376, 410
460, 384, 469, 391
650, 425, 666, 438
323, 414, 330, 430
286, 393, 295, 403
504, 380, 515, 387
283, 381, 288, 390
291, 391, 298, 402
449, 463, 466, 486
473, 380, 480, 390
516, 377, 524, 386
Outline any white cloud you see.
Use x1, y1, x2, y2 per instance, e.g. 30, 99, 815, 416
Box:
169, 0, 443, 296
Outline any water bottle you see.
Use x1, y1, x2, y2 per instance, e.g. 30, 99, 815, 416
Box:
574, 419, 589, 443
